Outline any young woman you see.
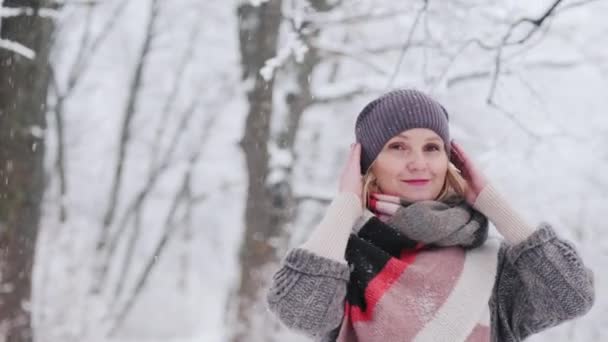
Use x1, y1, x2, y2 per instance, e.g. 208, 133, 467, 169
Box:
265, 89, 594, 342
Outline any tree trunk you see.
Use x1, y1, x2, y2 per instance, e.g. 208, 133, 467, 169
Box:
0, 1, 54, 341
228, 1, 284, 341
228, 1, 334, 341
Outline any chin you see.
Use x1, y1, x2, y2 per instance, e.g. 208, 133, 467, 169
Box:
400, 191, 439, 202
406, 195, 435, 202
397, 191, 436, 202
381, 184, 440, 202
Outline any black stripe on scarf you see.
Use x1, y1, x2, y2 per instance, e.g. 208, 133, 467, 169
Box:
344, 216, 418, 312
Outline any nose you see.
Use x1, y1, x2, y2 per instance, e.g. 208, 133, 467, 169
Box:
406, 151, 427, 172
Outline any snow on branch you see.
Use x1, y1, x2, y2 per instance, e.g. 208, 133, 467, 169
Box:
0, 38, 35, 59
0, 6, 60, 19
260, 30, 308, 81
249, 0, 270, 7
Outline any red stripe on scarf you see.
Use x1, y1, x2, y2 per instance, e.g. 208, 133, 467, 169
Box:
347, 245, 422, 322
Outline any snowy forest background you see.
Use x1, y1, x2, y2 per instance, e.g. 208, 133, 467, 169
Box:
1, 0, 607, 341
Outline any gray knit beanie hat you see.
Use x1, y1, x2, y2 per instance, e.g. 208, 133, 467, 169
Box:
355, 89, 451, 174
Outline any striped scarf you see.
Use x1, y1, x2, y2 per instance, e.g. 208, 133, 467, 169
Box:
337, 195, 499, 342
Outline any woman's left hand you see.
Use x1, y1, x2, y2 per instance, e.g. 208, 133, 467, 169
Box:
450, 141, 487, 205
369, 193, 401, 222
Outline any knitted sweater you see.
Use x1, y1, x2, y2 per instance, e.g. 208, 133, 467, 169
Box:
266, 185, 594, 341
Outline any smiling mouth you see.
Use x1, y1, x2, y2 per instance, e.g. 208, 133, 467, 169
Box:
402, 180, 430, 186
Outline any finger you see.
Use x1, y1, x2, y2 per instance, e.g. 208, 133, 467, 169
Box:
371, 192, 401, 204
450, 143, 465, 164
346, 143, 355, 161
451, 141, 469, 165
342, 144, 357, 172
375, 201, 399, 215
451, 143, 476, 180
450, 147, 463, 164
368, 195, 378, 211
340, 152, 350, 176
454, 144, 477, 173
451, 155, 466, 173
450, 142, 463, 160
451, 146, 469, 171
350, 143, 361, 167
377, 213, 392, 223
451, 140, 463, 154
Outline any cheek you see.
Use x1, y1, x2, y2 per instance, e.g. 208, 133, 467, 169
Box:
372, 154, 403, 176
430, 158, 449, 180
370, 157, 404, 192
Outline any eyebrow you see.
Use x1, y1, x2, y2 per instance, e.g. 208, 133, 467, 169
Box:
394, 134, 442, 142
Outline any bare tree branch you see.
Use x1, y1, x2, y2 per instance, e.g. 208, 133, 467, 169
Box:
364, 41, 441, 54
447, 70, 501, 88
191, 193, 208, 204
111, 203, 142, 304
99, 17, 204, 299
387, 0, 428, 87
312, 86, 369, 104
300, 7, 416, 26
95, 93, 202, 295
108, 111, 216, 336
108, 168, 190, 336
65, 3, 93, 91
487, 101, 540, 140
294, 194, 332, 205
430, 39, 475, 92
55, 0, 128, 95
486, 0, 564, 103
70, 1, 128, 89
555, 0, 601, 13
45, 0, 129, 223
149, 18, 201, 169
315, 40, 442, 76
178, 182, 194, 291
501, 20, 553, 63
45, 5, 94, 223
315, 43, 390, 75
99, 0, 160, 249
445, 59, 577, 88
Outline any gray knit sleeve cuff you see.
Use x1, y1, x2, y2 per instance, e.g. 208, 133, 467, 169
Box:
285, 248, 351, 280
503, 223, 557, 263
268, 248, 351, 305
266, 248, 350, 338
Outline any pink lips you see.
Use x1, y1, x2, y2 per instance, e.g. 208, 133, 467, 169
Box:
403, 179, 430, 186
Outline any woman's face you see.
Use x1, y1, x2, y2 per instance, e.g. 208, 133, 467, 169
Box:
370, 128, 449, 202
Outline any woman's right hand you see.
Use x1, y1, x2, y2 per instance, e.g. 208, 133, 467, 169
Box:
338, 143, 363, 200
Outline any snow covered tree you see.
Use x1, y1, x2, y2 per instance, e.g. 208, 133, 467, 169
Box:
0, 1, 55, 341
